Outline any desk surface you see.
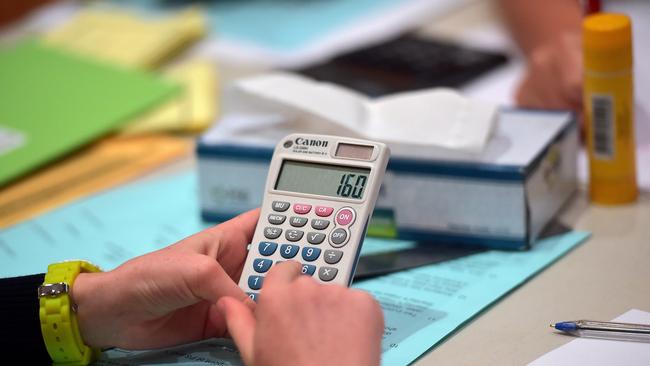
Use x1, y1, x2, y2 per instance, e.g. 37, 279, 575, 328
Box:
415, 189, 650, 365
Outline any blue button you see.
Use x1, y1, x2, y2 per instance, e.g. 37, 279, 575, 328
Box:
259, 241, 278, 256
280, 244, 299, 259
301, 264, 316, 276
301, 246, 321, 262
248, 275, 264, 290
253, 258, 273, 273
247, 292, 259, 302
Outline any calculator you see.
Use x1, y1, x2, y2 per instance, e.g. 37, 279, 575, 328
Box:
239, 134, 390, 299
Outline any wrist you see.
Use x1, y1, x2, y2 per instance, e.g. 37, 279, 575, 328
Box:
71, 272, 111, 349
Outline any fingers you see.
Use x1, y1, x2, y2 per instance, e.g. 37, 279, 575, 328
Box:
188, 256, 250, 304
218, 297, 256, 366
263, 261, 303, 290
209, 208, 261, 246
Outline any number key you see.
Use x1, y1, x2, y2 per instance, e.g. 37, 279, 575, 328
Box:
280, 244, 299, 259
253, 258, 273, 273
259, 242, 278, 256
248, 275, 264, 290
301, 264, 316, 276
301, 246, 321, 262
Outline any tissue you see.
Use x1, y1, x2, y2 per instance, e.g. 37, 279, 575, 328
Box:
221, 73, 497, 153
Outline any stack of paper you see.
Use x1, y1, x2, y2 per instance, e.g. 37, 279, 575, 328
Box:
44, 7, 205, 69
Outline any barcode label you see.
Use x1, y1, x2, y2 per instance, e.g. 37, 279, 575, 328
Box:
591, 94, 615, 159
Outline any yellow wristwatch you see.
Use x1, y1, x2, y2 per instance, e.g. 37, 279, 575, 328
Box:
38, 260, 102, 366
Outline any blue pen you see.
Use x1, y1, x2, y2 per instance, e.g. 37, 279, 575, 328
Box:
551, 320, 650, 343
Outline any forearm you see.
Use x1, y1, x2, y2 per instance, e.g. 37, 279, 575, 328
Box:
497, 0, 583, 57
0, 274, 52, 363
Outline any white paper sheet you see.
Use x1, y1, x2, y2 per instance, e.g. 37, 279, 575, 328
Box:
528, 309, 650, 366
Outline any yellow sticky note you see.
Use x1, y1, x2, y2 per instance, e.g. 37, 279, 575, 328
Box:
121, 60, 218, 134
45, 7, 206, 69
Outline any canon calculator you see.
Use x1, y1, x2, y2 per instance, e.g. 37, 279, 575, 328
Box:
238, 133, 390, 300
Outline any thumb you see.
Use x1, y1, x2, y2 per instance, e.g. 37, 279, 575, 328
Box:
218, 296, 256, 365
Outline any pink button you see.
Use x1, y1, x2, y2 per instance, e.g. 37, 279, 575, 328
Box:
335, 208, 355, 226
315, 206, 334, 217
293, 204, 312, 215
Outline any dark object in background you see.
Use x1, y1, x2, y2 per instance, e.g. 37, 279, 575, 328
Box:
296, 34, 508, 97
353, 219, 571, 281
354, 243, 486, 280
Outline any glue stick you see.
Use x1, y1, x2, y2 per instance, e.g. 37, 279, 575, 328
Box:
583, 13, 637, 204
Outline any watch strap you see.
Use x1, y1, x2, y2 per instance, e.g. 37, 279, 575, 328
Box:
39, 261, 101, 365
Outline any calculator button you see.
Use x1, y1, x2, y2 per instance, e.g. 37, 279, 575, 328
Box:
259, 241, 278, 256
329, 228, 349, 247
307, 232, 326, 245
272, 201, 290, 212
285, 229, 304, 242
324, 250, 343, 264
301, 264, 316, 276
253, 258, 273, 273
280, 244, 299, 259
264, 227, 282, 239
247, 292, 259, 302
311, 219, 330, 230
315, 206, 334, 217
318, 267, 338, 282
248, 275, 264, 290
293, 204, 312, 214
268, 214, 286, 225
335, 208, 355, 226
289, 216, 308, 227
301, 247, 321, 262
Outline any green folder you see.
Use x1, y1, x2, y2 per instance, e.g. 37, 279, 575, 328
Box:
0, 40, 179, 186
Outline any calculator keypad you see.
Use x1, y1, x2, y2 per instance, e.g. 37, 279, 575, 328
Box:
247, 201, 358, 293
264, 227, 282, 239
307, 232, 326, 244
272, 201, 290, 212
318, 267, 338, 282
280, 244, 299, 259
285, 229, 304, 242
324, 249, 343, 264
301, 247, 321, 262
259, 241, 277, 256
315, 206, 334, 217
311, 219, 330, 230
268, 214, 286, 225
253, 258, 273, 273
289, 216, 308, 227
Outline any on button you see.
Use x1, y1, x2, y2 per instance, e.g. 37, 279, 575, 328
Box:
335, 208, 355, 226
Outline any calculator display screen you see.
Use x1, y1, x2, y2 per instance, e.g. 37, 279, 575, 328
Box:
275, 160, 370, 200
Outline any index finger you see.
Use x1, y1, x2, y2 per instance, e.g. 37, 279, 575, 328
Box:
263, 261, 302, 289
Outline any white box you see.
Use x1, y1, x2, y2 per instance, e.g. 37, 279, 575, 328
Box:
197, 109, 577, 250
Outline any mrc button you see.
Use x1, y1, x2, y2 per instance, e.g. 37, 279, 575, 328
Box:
335, 208, 355, 226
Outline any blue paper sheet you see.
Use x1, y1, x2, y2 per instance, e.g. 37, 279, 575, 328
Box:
0, 171, 589, 365
117, 0, 408, 51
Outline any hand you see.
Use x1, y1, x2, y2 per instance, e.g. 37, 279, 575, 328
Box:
71, 208, 260, 349
218, 262, 384, 366
515, 32, 583, 112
